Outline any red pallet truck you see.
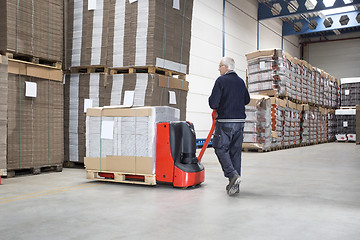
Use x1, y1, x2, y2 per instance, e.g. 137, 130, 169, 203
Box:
155, 110, 216, 187
98, 110, 216, 188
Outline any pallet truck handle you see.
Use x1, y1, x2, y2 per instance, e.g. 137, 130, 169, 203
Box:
197, 110, 217, 162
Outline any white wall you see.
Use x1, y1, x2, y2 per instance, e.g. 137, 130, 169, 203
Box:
303, 33, 360, 79
187, 0, 300, 138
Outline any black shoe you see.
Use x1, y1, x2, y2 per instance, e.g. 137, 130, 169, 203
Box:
227, 175, 241, 195
226, 184, 240, 193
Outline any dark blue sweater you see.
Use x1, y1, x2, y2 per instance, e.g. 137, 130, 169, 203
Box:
209, 71, 250, 120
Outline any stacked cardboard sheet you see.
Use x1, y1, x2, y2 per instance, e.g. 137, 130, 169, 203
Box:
0, 0, 63, 62
64, 73, 188, 162
66, 0, 193, 74
0, 55, 8, 176
85, 106, 180, 174
244, 95, 271, 151
7, 60, 63, 170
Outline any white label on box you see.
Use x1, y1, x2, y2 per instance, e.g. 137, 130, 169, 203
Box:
173, 0, 180, 10
124, 91, 134, 106
88, 0, 97, 10
169, 91, 177, 105
259, 61, 266, 70
345, 89, 350, 95
84, 99, 93, 113
343, 121, 348, 127
25, 81, 37, 98
101, 121, 114, 140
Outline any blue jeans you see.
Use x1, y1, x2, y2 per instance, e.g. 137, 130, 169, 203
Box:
212, 122, 245, 180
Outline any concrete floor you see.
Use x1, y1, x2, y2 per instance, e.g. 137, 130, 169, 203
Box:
1, 142, 360, 240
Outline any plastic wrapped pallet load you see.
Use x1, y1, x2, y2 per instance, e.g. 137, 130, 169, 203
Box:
335, 108, 356, 142
85, 106, 179, 174
0, 55, 8, 177
340, 78, 360, 107
243, 95, 271, 151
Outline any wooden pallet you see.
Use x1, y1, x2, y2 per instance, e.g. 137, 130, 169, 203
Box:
5, 52, 62, 69
109, 66, 186, 78
86, 170, 156, 186
63, 161, 85, 169
242, 148, 271, 153
6, 164, 63, 178
70, 65, 108, 74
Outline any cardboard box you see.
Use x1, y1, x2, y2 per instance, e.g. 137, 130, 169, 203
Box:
84, 156, 153, 175
85, 106, 180, 174
245, 49, 283, 61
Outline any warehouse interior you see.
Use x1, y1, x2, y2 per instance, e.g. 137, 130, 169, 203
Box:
1, 0, 360, 239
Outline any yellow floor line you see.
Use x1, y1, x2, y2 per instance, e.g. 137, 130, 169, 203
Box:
0, 183, 99, 204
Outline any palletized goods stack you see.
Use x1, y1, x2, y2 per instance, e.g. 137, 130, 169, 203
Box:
0, 55, 8, 178
64, 0, 193, 164
335, 109, 356, 142
243, 95, 272, 151
0, 0, 64, 176
64, 72, 188, 163
246, 50, 287, 97
246, 49, 341, 150
336, 78, 360, 142
84, 106, 180, 176
270, 97, 286, 148
0, 0, 63, 62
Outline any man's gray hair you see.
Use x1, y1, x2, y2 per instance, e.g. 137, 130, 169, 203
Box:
221, 57, 235, 70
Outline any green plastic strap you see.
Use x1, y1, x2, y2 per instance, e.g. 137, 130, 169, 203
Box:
134, 109, 137, 174
179, 0, 186, 72
162, 0, 167, 65
18, 65, 21, 168
16, 0, 20, 53
48, 0, 51, 60
48, 71, 50, 164
99, 108, 103, 171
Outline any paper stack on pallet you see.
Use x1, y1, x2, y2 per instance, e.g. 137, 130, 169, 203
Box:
63, 73, 188, 163
244, 95, 271, 151
7, 60, 64, 171
0, 0, 63, 62
66, 0, 193, 73
0, 55, 8, 177
85, 106, 179, 174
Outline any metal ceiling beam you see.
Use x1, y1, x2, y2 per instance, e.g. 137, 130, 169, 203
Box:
283, 10, 360, 35
259, 0, 360, 20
